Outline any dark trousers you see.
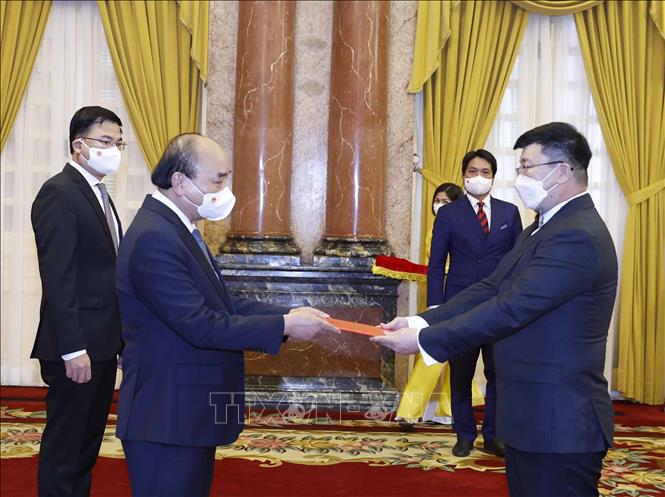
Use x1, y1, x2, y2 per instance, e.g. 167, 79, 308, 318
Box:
450, 342, 496, 443
505, 445, 607, 497
122, 439, 216, 497
38, 358, 117, 497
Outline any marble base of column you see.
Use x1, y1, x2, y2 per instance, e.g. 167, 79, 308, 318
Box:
219, 235, 301, 266
313, 237, 392, 268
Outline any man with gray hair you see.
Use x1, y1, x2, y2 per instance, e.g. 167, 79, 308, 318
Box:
115, 133, 339, 497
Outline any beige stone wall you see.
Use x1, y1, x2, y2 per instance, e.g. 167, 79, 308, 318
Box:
205, 1, 418, 389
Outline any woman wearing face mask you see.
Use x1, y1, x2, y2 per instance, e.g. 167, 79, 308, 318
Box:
396, 182, 485, 429
424, 150, 523, 458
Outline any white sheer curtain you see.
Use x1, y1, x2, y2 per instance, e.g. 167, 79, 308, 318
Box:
485, 14, 627, 390
0, 1, 154, 386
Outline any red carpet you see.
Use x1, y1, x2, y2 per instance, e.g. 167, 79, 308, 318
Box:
2, 387, 663, 497
0, 455, 509, 497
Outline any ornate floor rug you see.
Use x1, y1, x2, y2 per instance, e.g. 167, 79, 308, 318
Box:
1, 388, 663, 496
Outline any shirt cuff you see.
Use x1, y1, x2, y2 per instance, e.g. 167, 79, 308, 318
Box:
417, 330, 440, 366
62, 349, 87, 361
406, 315, 440, 366
406, 315, 429, 330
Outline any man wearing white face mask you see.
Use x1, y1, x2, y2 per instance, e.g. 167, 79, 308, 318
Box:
31, 106, 125, 497
372, 123, 618, 497
115, 133, 340, 497
426, 149, 522, 458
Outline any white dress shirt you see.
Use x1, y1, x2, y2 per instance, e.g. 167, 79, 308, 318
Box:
465, 193, 492, 229
531, 191, 588, 235
414, 191, 590, 365
62, 161, 121, 361
152, 189, 196, 233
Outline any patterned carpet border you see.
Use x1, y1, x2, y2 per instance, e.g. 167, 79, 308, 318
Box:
2, 405, 664, 496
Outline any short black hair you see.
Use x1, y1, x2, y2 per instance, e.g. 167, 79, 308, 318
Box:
69, 106, 122, 153
151, 133, 202, 189
432, 182, 464, 215
513, 122, 592, 170
462, 149, 497, 176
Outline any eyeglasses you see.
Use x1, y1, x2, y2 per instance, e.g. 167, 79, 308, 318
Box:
515, 160, 563, 175
80, 136, 127, 151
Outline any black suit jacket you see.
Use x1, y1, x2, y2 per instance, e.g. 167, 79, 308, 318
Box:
116, 196, 288, 447
31, 163, 123, 361
419, 194, 617, 453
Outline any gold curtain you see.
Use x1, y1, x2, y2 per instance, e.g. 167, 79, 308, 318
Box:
651, 0, 665, 38
414, 1, 527, 311
511, 0, 601, 15
407, 1, 457, 93
97, 0, 208, 170
177, 0, 208, 82
0, 0, 51, 150
575, 1, 665, 405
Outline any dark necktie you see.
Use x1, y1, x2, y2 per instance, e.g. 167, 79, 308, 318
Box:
192, 228, 216, 273
97, 183, 118, 253
477, 201, 489, 236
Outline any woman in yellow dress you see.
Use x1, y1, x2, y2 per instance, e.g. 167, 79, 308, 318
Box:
396, 183, 484, 429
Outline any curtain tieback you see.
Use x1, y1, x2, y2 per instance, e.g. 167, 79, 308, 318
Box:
625, 178, 665, 206
418, 168, 447, 187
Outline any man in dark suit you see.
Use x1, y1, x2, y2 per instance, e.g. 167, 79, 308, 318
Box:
116, 133, 339, 497
427, 149, 522, 457
373, 122, 617, 497
31, 106, 126, 497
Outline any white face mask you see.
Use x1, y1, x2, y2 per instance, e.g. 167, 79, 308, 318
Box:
183, 177, 236, 221
433, 202, 445, 215
514, 165, 560, 210
77, 139, 122, 175
464, 175, 493, 196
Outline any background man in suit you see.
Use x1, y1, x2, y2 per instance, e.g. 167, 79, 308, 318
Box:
31, 106, 125, 497
373, 122, 617, 497
116, 133, 340, 497
427, 149, 522, 457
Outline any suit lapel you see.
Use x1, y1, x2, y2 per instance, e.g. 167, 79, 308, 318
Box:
64, 164, 117, 256
176, 228, 234, 311
458, 199, 487, 251
143, 196, 234, 311
487, 198, 505, 240
490, 194, 594, 283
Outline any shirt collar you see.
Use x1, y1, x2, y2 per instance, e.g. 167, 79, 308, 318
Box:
152, 189, 196, 233
69, 160, 103, 189
540, 191, 588, 226
466, 193, 491, 210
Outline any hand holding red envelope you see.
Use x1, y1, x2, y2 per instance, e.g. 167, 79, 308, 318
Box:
327, 318, 384, 337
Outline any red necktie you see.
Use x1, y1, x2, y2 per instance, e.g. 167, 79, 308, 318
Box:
477, 201, 489, 235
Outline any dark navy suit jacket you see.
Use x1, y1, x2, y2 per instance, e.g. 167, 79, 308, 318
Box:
419, 194, 617, 453
116, 196, 288, 448
427, 195, 522, 306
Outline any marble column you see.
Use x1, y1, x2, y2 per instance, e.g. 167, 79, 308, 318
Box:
314, 0, 391, 267
220, 1, 299, 265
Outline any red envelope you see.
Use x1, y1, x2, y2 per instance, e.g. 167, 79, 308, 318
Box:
328, 318, 384, 337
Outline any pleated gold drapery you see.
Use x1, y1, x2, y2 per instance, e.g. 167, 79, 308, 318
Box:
576, 1, 665, 405
97, 0, 208, 170
0, 0, 51, 150
511, 0, 602, 15
415, 1, 528, 312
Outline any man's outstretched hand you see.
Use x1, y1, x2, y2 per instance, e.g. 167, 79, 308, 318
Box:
284, 312, 340, 341
370, 327, 419, 354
